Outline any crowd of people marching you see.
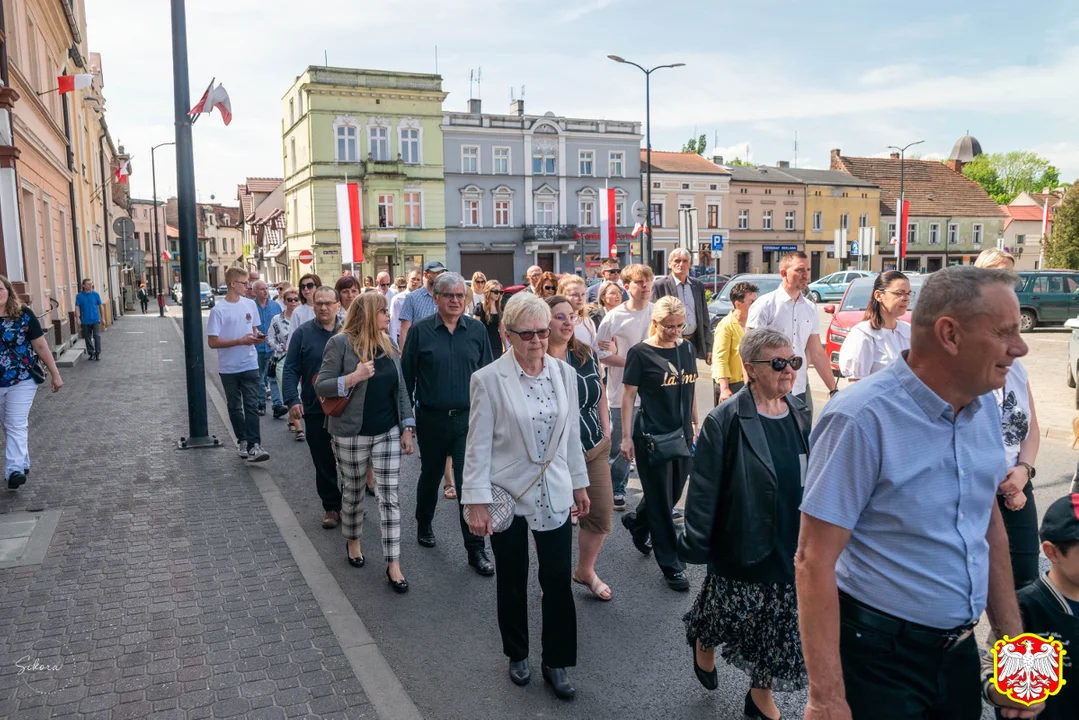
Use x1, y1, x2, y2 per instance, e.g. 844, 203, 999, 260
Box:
197, 248, 1075, 718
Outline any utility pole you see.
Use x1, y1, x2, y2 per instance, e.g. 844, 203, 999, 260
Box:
151, 142, 174, 317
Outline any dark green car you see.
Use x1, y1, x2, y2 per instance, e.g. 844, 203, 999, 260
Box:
1016, 270, 1079, 332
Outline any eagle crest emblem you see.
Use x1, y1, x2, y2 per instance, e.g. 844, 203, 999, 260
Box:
991, 633, 1066, 706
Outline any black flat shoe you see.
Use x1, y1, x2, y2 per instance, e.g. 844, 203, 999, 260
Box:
386, 568, 409, 594
417, 527, 436, 548
621, 513, 652, 556
346, 543, 365, 568
541, 663, 576, 700
744, 690, 781, 719
692, 646, 717, 690
664, 570, 690, 592
468, 550, 495, 577
508, 659, 531, 686
7, 471, 26, 490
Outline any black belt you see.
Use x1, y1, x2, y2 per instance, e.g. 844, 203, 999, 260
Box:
838, 591, 975, 651
419, 407, 468, 417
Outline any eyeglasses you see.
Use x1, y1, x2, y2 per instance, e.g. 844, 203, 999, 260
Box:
884, 290, 915, 300
300, 282, 316, 290
439, 292, 466, 301
379, 282, 391, 288
660, 322, 685, 332
749, 356, 804, 372
508, 328, 551, 341
552, 313, 573, 323
232, 281, 251, 287
314, 301, 337, 308
284, 296, 300, 303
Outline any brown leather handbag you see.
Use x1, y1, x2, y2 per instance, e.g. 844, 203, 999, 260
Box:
312, 373, 354, 417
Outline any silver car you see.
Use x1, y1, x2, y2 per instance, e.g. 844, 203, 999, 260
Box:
707, 274, 784, 332
1065, 317, 1079, 408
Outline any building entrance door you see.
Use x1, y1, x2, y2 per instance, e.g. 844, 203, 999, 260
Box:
736, 251, 750, 275
926, 256, 943, 273
461, 252, 514, 287
537, 253, 555, 273
811, 251, 821, 281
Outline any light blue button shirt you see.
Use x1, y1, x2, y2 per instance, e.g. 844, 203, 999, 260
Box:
400, 287, 437, 325
800, 354, 1006, 629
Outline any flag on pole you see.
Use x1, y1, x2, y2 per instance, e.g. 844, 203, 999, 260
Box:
894, 199, 910, 259
162, 250, 172, 261
188, 79, 233, 125
1042, 196, 1051, 246
631, 222, 648, 239
336, 182, 363, 264
57, 74, 94, 94
114, 160, 129, 184
598, 187, 617, 259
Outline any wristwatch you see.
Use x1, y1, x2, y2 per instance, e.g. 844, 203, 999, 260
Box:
1017, 461, 1036, 479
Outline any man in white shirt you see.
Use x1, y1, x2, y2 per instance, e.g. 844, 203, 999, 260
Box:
376, 271, 396, 302
597, 263, 654, 511
207, 267, 270, 462
746, 251, 837, 424
522, 265, 542, 294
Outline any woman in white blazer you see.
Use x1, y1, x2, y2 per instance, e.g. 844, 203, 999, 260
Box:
462, 292, 590, 701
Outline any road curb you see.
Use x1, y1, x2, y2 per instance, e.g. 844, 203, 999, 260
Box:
168, 314, 424, 720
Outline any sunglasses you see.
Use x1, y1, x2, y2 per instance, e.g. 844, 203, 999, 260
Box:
605, 269, 621, 274
749, 356, 804, 372
508, 328, 551, 341
543, 285, 556, 291
284, 296, 300, 303
379, 282, 391, 287
300, 282, 316, 290
489, 289, 504, 295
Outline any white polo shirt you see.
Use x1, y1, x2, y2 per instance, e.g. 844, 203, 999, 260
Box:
746, 286, 819, 396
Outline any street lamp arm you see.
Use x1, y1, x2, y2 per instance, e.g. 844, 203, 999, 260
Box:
651, 63, 686, 71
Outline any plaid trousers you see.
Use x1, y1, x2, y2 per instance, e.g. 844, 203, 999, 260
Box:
331, 427, 402, 562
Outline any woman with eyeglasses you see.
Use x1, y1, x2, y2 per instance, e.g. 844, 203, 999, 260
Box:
557, 275, 598, 353
837, 270, 912, 382
620, 296, 699, 592
269, 285, 306, 441
473, 280, 507, 359
537, 271, 559, 299
679, 327, 810, 719
546, 295, 613, 600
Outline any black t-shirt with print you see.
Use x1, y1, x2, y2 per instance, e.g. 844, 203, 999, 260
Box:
624, 340, 697, 439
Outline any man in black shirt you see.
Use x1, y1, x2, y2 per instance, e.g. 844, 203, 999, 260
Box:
401, 272, 495, 575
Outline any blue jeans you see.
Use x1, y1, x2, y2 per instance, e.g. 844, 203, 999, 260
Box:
609, 406, 638, 497
257, 351, 282, 408
220, 370, 262, 449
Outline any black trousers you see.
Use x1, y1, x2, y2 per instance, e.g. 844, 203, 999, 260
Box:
81, 323, 101, 357
839, 594, 981, 720
489, 515, 576, 668
628, 439, 689, 574
415, 408, 483, 554
303, 412, 341, 512
220, 370, 262, 448
997, 479, 1040, 590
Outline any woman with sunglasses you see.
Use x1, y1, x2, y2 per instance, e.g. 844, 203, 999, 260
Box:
557, 275, 598, 353
837, 270, 912, 382
288, 272, 322, 346
469, 272, 488, 314
679, 327, 810, 719
269, 286, 306, 440
620, 296, 698, 592
537, 271, 559, 299
473, 280, 507, 359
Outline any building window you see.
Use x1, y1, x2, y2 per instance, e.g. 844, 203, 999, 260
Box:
404, 192, 421, 228
378, 194, 394, 227
738, 209, 749, 230
495, 200, 510, 227
947, 223, 958, 244
681, 183, 690, 190
649, 203, 663, 228
609, 152, 624, 177
289, 99, 294, 126
653, 181, 661, 189
840, 212, 849, 230
493, 147, 510, 174
462, 146, 479, 173
887, 222, 896, 242
907, 223, 917, 245
709, 184, 718, 191
764, 189, 772, 195
859, 213, 868, 229
579, 199, 595, 226
463, 199, 480, 227
740, 187, 748, 194
579, 151, 594, 177
208, 238, 215, 254
812, 211, 822, 232
369, 126, 390, 161
298, 92, 303, 116
336, 125, 357, 162
929, 223, 941, 244
707, 204, 719, 229
762, 210, 773, 230
535, 199, 556, 225
292, 198, 298, 234
973, 223, 984, 244
785, 211, 795, 231
788, 189, 795, 196
290, 137, 296, 174
1016, 234, 1026, 245
400, 128, 420, 164
533, 149, 556, 175
615, 199, 625, 226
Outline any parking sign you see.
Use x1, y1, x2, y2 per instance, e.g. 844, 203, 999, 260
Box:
711, 233, 724, 252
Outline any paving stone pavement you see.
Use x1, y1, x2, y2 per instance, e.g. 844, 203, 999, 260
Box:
0, 312, 373, 719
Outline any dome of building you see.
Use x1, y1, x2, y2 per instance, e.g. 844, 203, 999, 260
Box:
949, 134, 983, 163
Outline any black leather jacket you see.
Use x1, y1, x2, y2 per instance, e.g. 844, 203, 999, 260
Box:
677, 386, 810, 568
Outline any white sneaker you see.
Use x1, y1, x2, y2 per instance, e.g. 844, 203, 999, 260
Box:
237, 440, 248, 459
246, 444, 270, 463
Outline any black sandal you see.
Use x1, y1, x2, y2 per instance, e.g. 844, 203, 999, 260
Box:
386, 568, 409, 594
346, 543, 364, 568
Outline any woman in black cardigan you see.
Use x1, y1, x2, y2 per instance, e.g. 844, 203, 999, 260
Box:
678, 327, 810, 720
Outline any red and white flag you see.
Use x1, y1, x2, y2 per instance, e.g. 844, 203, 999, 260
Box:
598, 187, 617, 259
57, 74, 93, 94
162, 250, 172, 261
336, 182, 364, 264
631, 222, 648, 239
188, 80, 233, 126
1042, 197, 1051, 245
894, 199, 910, 259
114, 160, 129, 184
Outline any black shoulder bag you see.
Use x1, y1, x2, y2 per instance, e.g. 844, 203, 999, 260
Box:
642, 343, 691, 461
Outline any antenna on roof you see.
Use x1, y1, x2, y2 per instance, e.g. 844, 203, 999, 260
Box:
794, 131, 798, 168
469, 70, 473, 101
435, 45, 438, 74
477, 67, 482, 99
324, 50, 328, 66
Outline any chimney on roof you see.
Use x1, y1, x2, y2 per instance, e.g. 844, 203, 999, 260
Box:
776, 160, 790, 169
1043, 187, 1051, 194
829, 149, 842, 171
510, 98, 524, 116
468, 98, 482, 115
890, 152, 901, 160
712, 153, 724, 166
944, 159, 963, 173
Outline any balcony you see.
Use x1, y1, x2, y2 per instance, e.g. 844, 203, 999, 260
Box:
523, 224, 577, 242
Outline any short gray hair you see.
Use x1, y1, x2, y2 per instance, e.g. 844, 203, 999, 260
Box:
739, 327, 793, 363
912, 266, 1018, 330
669, 248, 691, 263
433, 272, 465, 296
503, 292, 551, 330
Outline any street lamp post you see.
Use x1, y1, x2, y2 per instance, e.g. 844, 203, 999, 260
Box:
608, 55, 685, 269
887, 140, 924, 271
151, 141, 175, 317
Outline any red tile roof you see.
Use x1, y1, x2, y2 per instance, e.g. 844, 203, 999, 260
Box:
1032, 192, 1064, 208
1005, 206, 1046, 222
832, 154, 1001, 218
641, 150, 729, 175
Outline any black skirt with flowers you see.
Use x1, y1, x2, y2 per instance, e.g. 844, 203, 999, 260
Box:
682, 571, 807, 691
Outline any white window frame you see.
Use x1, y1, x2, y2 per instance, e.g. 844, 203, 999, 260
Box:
615, 192, 626, 226
377, 194, 395, 228
738, 209, 749, 230
579, 150, 594, 177
494, 199, 511, 227
840, 212, 849, 230
461, 145, 479, 174
334, 119, 358, 163
907, 222, 918, 245
972, 223, 984, 244
888, 223, 897, 242
492, 185, 514, 228
535, 185, 558, 225
403, 191, 422, 228
533, 149, 556, 175
461, 185, 483, 228
579, 199, 595, 226
707, 204, 720, 229
398, 118, 423, 165
762, 210, 773, 230
290, 137, 296, 175
948, 223, 959, 244
785, 210, 795, 231
493, 147, 510, 175
289, 98, 294, 126
929, 223, 941, 244
812, 211, 822, 232
608, 151, 624, 178
367, 118, 391, 161
859, 213, 868, 229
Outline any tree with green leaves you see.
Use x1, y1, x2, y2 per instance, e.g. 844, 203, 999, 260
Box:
961, 151, 1060, 204
682, 134, 707, 155
1046, 183, 1079, 270
726, 157, 751, 166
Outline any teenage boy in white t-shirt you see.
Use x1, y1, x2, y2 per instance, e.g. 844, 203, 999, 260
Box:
596, 263, 654, 511
207, 267, 270, 462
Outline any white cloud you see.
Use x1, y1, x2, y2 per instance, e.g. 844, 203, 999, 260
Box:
858, 64, 925, 86
713, 142, 752, 163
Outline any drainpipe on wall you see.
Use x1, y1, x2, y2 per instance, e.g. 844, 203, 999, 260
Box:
61, 91, 82, 286
98, 132, 115, 322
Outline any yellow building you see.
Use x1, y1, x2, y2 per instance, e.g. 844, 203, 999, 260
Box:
780, 168, 880, 279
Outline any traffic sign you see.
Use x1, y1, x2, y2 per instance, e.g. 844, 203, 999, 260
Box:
711, 233, 724, 252
631, 200, 647, 223
850, 241, 860, 256
113, 217, 135, 239
298, 249, 314, 265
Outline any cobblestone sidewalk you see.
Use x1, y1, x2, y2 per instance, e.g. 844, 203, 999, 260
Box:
0, 312, 372, 719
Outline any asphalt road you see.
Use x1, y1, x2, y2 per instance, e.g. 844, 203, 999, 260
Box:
188, 307, 1076, 720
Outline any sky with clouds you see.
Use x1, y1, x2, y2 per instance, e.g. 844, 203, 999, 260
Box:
87, 0, 1079, 206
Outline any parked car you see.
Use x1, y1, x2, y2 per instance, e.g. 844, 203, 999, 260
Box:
215, 284, 227, 295
823, 274, 926, 377
707, 274, 783, 332
171, 283, 183, 304
1065, 316, 1079, 408
807, 270, 875, 303
695, 273, 731, 297
1015, 269, 1079, 332
199, 283, 215, 308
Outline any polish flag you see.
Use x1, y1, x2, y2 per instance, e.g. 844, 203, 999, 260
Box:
894, 199, 910, 259
57, 74, 94, 94
188, 80, 233, 126
114, 160, 129, 184
1042, 197, 1051, 246
631, 222, 649, 238
162, 250, 172, 261
599, 187, 617, 259
336, 183, 363, 264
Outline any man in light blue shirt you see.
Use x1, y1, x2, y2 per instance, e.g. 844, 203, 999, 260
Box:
397, 260, 444, 348
74, 278, 103, 361
796, 266, 1034, 720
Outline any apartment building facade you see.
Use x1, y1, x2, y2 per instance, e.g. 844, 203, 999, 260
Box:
725, 165, 806, 275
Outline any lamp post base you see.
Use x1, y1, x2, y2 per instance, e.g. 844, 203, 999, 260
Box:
177, 435, 222, 450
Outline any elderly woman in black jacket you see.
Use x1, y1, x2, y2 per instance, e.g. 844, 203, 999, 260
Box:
678, 327, 810, 720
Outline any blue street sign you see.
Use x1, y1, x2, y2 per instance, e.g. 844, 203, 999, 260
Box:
850, 241, 860, 256
762, 244, 799, 252
711, 233, 724, 252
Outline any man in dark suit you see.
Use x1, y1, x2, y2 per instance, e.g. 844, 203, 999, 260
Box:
651, 248, 712, 363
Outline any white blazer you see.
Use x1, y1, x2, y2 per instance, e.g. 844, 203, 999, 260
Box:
462, 352, 589, 515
